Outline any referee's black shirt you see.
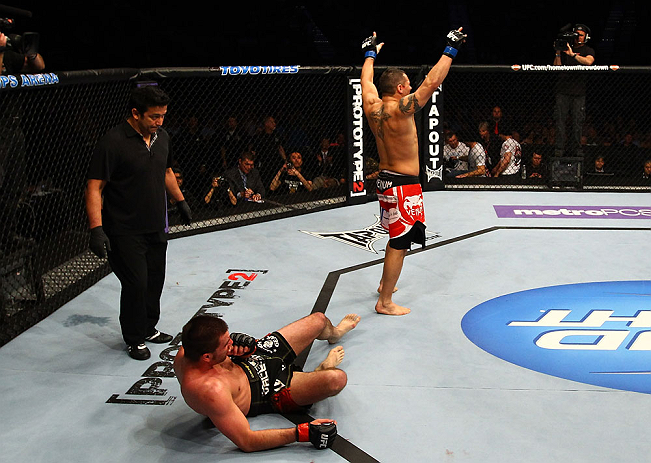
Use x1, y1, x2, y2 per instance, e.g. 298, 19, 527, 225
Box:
87, 120, 173, 235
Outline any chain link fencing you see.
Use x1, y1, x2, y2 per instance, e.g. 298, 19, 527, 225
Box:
442, 66, 651, 189
1, 65, 649, 345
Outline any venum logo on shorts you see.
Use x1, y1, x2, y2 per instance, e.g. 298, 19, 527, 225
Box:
301, 215, 441, 254
376, 178, 393, 191
404, 195, 424, 219
461, 281, 651, 394
106, 269, 268, 406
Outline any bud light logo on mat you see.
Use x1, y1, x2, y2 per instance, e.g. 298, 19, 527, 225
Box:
461, 281, 651, 394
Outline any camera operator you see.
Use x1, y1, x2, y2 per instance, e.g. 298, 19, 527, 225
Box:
269, 151, 313, 195
0, 31, 44, 75
552, 24, 595, 158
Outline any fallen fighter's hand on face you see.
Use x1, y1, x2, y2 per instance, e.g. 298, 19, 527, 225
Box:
229, 332, 257, 358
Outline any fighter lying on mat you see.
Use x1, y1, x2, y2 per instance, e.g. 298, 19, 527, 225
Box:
173, 312, 360, 452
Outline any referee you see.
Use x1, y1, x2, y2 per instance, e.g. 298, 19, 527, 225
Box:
85, 85, 191, 360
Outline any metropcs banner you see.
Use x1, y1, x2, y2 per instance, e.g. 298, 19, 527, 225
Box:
462, 281, 651, 394
495, 205, 651, 219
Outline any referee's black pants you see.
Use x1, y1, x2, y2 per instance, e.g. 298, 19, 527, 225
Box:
106, 232, 168, 346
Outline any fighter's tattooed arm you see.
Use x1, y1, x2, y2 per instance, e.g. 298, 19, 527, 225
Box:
399, 94, 421, 114
370, 105, 391, 140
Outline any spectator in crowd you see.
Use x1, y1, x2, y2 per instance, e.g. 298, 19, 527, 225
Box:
168, 168, 197, 214
219, 116, 248, 170
541, 118, 556, 147
0, 31, 45, 75
583, 124, 599, 146
620, 132, 640, 149
591, 155, 607, 174
491, 132, 522, 178
642, 159, 651, 181
223, 151, 266, 202
333, 132, 346, 149
0, 109, 27, 253
489, 106, 511, 141
85, 85, 191, 361
600, 122, 619, 147
455, 140, 487, 178
443, 132, 469, 177
553, 23, 595, 157
204, 174, 237, 208
524, 151, 547, 179
478, 121, 499, 170
333, 132, 349, 185
251, 116, 286, 186
310, 137, 342, 189
365, 155, 380, 182
641, 130, 651, 149
282, 110, 312, 156
614, 132, 642, 174
269, 151, 313, 195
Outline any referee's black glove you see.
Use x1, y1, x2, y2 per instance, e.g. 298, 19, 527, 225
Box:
176, 200, 192, 225
89, 226, 111, 258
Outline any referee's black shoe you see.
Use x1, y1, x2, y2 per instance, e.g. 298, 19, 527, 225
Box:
127, 343, 151, 361
145, 330, 173, 344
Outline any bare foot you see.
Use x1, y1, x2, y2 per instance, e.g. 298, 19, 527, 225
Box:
377, 284, 398, 294
315, 346, 345, 370
328, 314, 361, 344
375, 300, 411, 316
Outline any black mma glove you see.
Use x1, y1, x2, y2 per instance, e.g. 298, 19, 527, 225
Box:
297, 421, 337, 449
89, 226, 111, 258
230, 332, 257, 358
176, 200, 192, 225
443, 29, 467, 59
361, 33, 379, 60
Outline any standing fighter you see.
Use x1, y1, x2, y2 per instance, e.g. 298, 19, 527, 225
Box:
360, 29, 466, 315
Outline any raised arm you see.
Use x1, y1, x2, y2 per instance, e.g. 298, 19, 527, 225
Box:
406, 28, 467, 116
360, 32, 384, 111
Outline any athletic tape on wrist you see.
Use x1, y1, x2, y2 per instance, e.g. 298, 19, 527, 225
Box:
364, 50, 376, 59
443, 46, 458, 58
